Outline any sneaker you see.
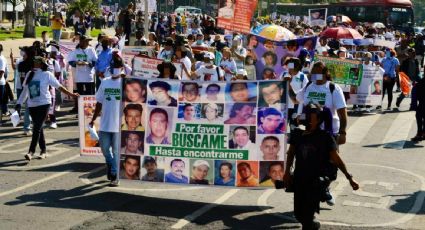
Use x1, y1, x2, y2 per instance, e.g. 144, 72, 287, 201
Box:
109, 175, 119, 187
25, 153, 33, 161
50, 122, 57, 129
24, 130, 32, 136
387, 107, 392, 111
325, 192, 335, 206
376, 105, 382, 110
39, 150, 47, 159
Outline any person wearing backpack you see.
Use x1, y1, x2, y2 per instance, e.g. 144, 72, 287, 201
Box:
284, 103, 359, 230
15, 57, 79, 161
283, 57, 309, 131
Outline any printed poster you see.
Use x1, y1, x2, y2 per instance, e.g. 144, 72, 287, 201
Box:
122, 46, 155, 65
315, 56, 363, 86
348, 65, 384, 106
119, 77, 288, 188
78, 96, 102, 156
217, 0, 258, 34
308, 8, 327, 27
252, 36, 318, 80
132, 56, 163, 78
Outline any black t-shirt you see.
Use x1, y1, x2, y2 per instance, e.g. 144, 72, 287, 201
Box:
289, 129, 337, 183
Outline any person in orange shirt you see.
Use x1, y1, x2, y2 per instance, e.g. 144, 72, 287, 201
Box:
237, 162, 258, 187
50, 12, 66, 42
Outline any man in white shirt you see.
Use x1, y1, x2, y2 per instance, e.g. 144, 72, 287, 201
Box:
90, 70, 123, 187
68, 35, 98, 111
192, 52, 224, 81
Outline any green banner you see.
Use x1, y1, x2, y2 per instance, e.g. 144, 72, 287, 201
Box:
315, 56, 364, 86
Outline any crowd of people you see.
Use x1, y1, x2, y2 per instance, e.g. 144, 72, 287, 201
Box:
1, 3, 425, 229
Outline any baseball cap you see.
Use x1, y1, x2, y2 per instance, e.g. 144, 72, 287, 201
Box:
204, 52, 215, 60
193, 160, 210, 168
237, 69, 247, 76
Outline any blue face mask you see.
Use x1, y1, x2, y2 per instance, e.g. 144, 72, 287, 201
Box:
385, 51, 391, 58
196, 40, 203, 45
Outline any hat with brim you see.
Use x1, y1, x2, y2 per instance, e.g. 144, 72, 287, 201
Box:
80, 35, 93, 41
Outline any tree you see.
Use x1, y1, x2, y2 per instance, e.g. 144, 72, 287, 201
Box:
23, 0, 35, 38
68, 0, 102, 17
5, 0, 24, 29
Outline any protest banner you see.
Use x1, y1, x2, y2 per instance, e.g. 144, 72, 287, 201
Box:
132, 56, 183, 79
119, 77, 287, 187
217, 0, 258, 34
315, 56, 363, 86
59, 41, 77, 58
252, 36, 318, 80
348, 65, 384, 106
122, 46, 155, 65
78, 96, 102, 156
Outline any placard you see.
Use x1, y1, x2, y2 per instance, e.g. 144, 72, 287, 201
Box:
348, 65, 384, 105
315, 56, 363, 86
217, 0, 258, 34
78, 96, 102, 156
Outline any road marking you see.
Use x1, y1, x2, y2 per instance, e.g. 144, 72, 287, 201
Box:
382, 112, 415, 149
260, 163, 425, 227
80, 166, 206, 192
256, 189, 297, 222
347, 114, 381, 143
1, 154, 80, 171
0, 171, 71, 198
171, 189, 239, 229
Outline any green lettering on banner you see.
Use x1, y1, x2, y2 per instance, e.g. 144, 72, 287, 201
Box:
175, 123, 224, 134
150, 146, 248, 160
172, 133, 227, 149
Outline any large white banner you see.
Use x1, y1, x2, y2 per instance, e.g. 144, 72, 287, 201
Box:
349, 65, 385, 106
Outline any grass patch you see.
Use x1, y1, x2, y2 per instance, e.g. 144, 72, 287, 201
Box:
0, 26, 103, 40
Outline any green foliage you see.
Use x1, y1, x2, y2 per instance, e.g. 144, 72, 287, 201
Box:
68, 0, 102, 17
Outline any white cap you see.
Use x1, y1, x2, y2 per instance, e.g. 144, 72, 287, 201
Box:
237, 69, 247, 76
204, 52, 215, 60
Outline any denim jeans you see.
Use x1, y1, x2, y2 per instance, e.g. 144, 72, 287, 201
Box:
28, 104, 50, 153
52, 29, 62, 42
99, 131, 120, 176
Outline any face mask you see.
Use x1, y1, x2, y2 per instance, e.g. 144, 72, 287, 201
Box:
20, 51, 25, 57
247, 59, 254, 65
196, 40, 203, 45
385, 51, 391, 58
112, 68, 124, 77
302, 67, 310, 74
311, 74, 323, 83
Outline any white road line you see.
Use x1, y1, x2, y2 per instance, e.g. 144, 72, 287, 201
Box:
1, 154, 80, 171
0, 171, 71, 198
171, 189, 239, 229
257, 189, 297, 222
347, 114, 382, 143
382, 112, 415, 149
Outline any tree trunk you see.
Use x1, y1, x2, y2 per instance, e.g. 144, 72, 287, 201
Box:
12, 5, 16, 29
23, 0, 36, 38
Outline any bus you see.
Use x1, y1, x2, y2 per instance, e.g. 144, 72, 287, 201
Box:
276, 0, 414, 33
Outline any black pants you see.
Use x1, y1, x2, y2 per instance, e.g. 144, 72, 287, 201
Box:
294, 182, 321, 230
416, 103, 425, 134
28, 104, 50, 153
382, 78, 396, 108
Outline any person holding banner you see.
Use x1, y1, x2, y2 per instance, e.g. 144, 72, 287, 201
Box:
95, 37, 113, 90
380, 49, 400, 110
89, 60, 124, 186
220, 47, 237, 81
174, 46, 192, 80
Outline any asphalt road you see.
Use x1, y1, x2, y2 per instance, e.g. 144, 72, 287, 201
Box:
1, 94, 425, 230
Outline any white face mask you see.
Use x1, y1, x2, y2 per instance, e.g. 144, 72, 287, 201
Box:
112, 68, 124, 77
311, 74, 323, 83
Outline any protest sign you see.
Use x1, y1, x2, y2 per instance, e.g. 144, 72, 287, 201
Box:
315, 56, 363, 86
308, 8, 327, 27
78, 96, 102, 156
348, 65, 384, 105
119, 78, 287, 187
122, 46, 155, 65
253, 36, 318, 80
132, 56, 163, 78
217, 0, 258, 34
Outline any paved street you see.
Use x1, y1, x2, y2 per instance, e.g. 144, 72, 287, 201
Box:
1, 93, 424, 229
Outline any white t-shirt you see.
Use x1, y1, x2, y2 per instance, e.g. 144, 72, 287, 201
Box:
179, 56, 192, 80
232, 47, 247, 70
17, 69, 61, 107
68, 47, 98, 83
48, 58, 62, 75
296, 81, 347, 134
95, 77, 122, 132
286, 72, 309, 109
220, 58, 237, 81
195, 65, 224, 81
0, 55, 7, 85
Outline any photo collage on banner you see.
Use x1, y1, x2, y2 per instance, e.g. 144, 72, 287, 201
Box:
119, 77, 287, 188
250, 35, 318, 81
